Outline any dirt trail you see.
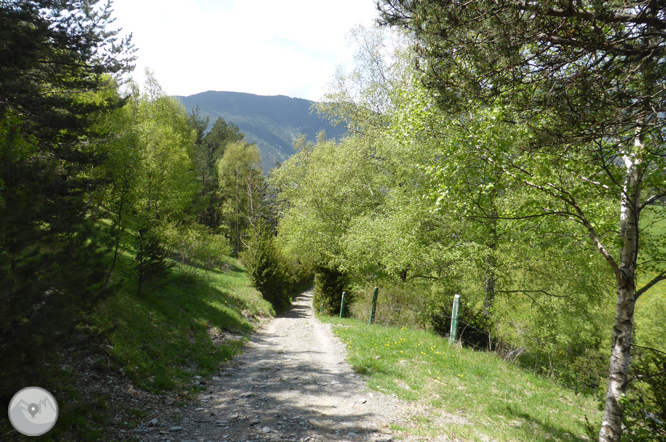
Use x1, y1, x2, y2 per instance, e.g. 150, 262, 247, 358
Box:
138, 290, 418, 442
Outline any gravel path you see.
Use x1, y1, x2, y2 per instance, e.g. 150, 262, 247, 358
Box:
134, 290, 418, 442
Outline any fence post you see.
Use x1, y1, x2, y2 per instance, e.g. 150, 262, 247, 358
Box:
450, 294, 461, 344
368, 287, 379, 325
340, 291, 346, 318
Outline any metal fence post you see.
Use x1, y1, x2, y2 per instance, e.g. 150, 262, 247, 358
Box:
340, 291, 346, 318
368, 287, 379, 325
450, 294, 461, 344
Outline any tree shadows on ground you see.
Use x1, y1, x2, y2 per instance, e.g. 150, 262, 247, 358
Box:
180, 293, 394, 441
497, 403, 589, 442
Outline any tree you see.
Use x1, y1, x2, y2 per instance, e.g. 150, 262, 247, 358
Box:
0, 0, 134, 398
316, 25, 510, 341
240, 220, 288, 308
98, 72, 198, 293
0, 0, 135, 141
217, 141, 265, 255
189, 116, 245, 228
379, 2, 666, 440
315, 24, 412, 134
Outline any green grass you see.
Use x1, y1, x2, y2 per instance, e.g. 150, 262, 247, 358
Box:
90, 252, 274, 393
320, 316, 601, 442
0, 251, 273, 441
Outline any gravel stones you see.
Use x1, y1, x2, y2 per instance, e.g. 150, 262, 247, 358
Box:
89, 290, 429, 441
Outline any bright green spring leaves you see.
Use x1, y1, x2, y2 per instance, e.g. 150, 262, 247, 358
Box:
115, 76, 196, 225
271, 134, 388, 271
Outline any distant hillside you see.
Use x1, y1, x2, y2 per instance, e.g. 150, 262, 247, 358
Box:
175, 91, 347, 171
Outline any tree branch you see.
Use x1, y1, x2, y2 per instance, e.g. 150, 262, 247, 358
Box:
635, 269, 666, 299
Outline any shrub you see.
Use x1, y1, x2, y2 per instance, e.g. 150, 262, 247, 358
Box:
313, 265, 352, 315
429, 297, 493, 350
135, 226, 172, 296
349, 282, 433, 327
621, 347, 666, 441
241, 222, 296, 309
162, 223, 231, 272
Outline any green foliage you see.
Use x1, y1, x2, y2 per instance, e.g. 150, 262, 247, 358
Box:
240, 222, 289, 308
620, 347, 666, 441
217, 141, 265, 255
315, 25, 412, 133
134, 226, 172, 296
380, 3, 666, 437
189, 114, 245, 228
93, 253, 272, 393
429, 298, 493, 349
314, 265, 352, 315
271, 133, 388, 270
161, 222, 231, 272
0, 0, 134, 409
98, 72, 202, 290
241, 220, 313, 309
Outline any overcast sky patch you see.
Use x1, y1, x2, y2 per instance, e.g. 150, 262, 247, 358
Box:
111, 0, 379, 101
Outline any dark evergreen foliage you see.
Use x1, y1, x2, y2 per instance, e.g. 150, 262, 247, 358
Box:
313, 265, 352, 316
135, 227, 173, 297
0, 0, 134, 400
378, 0, 666, 150
240, 222, 290, 308
241, 221, 313, 310
187, 114, 245, 228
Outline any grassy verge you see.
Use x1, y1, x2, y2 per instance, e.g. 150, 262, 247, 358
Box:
0, 253, 272, 441
320, 316, 601, 442
89, 252, 273, 393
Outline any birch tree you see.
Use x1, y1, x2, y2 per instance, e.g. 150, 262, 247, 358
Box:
217, 141, 264, 255
379, 1, 666, 440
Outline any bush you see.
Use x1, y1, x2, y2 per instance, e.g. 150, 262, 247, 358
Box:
349, 282, 433, 327
313, 265, 352, 315
135, 226, 172, 296
162, 223, 231, 272
241, 222, 306, 309
429, 297, 493, 350
621, 346, 666, 441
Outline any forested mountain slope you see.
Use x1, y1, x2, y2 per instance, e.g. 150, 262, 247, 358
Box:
175, 91, 347, 171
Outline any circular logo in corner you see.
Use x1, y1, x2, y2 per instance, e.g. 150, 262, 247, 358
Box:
8, 387, 59, 436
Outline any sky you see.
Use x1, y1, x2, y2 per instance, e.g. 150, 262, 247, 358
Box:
110, 0, 381, 101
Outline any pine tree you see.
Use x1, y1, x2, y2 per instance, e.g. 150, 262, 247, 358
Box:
0, 0, 135, 393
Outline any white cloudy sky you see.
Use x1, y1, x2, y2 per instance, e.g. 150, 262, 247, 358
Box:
110, 0, 380, 101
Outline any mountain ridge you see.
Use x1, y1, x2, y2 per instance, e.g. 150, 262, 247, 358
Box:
174, 91, 346, 171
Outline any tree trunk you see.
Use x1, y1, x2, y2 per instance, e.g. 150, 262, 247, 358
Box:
104, 178, 129, 287
598, 136, 642, 442
483, 267, 495, 351
483, 213, 497, 351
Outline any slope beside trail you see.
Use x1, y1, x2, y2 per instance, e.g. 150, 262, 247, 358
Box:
137, 290, 428, 442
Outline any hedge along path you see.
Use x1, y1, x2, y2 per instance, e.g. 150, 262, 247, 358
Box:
158, 290, 434, 442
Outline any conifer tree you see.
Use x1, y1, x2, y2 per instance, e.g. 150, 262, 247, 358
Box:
0, 0, 134, 396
